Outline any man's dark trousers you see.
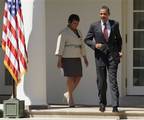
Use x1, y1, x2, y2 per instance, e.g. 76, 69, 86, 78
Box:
96, 53, 119, 107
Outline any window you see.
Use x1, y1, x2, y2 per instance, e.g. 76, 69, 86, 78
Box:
133, 0, 144, 86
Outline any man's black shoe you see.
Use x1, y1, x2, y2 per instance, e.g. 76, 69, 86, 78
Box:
99, 105, 105, 112
112, 106, 119, 112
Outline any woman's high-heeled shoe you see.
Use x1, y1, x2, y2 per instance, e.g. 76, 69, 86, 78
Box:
68, 96, 75, 108
64, 92, 69, 104
64, 92, 75, 107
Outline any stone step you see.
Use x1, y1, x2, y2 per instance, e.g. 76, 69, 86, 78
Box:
0, 117, 144, 120
29, 105, 144, 119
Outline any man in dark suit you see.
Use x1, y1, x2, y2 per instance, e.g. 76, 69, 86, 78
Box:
84, 5, 122, 112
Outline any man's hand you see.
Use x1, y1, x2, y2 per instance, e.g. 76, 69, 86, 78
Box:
95, 43, 103, 49
119, 52, 123, 57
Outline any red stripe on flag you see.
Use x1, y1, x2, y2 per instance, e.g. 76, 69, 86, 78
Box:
3, 9, 7, 18
7, 39, 18, 60
2, 40, 6, 50
18, 9, 23, 22
7, 20, 18, 41
2, 24, 7, 33
19, 50, 27, 69
18, 26, 28, 58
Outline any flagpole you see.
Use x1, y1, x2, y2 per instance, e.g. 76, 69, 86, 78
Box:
12, 79, 16, 99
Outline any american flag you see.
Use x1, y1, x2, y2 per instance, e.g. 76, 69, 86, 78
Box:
2, 0, 28, 84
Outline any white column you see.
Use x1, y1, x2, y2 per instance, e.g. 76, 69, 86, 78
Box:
17, 0, 47, 106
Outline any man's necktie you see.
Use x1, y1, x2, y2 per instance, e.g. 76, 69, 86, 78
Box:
103, 23, 108, 41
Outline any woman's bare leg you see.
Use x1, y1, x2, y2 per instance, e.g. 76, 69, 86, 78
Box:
64, 77, 75, 106
64, 76, 81, 107
73, 76, 81, 91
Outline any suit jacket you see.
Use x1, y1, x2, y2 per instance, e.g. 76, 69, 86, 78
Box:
55, 27, 86, 58
84, 20, 122, 66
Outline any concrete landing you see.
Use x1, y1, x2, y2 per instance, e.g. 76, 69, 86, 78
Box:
30, 105, 144, 119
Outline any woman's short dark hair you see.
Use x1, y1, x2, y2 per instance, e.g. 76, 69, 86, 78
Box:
68, 14, 80, 24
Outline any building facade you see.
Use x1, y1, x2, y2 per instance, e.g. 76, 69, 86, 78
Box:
0, 0, 144, 106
